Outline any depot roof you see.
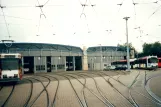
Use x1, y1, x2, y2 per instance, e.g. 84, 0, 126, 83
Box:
0, 42, 83, 52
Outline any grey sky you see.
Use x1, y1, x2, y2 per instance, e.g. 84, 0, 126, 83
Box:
0, 0, 161, 52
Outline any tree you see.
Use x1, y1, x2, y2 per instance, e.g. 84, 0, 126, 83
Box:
142, 43, 152, 55
117, 43, 137, 58
117, 43, 135, 51
142, 41, 161, 57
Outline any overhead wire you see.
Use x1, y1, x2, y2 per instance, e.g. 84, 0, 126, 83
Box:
88, 0, 114, 34
0, 22, 24, 25
80, 0, 88, 18
36, 0, 46, 17
0, 0, 62, 37
70, 0, 83, 35
2, 4, 63, 8
137, 3, 161, 29
43, 0, 50, 6
78, 0, 91, 33
88, 0, 105, 32
135, 1, 158, 5
133, 1, 161, 42
88, 0, 105, 31
5, 5, 35, 8
0, 5, 11, 39
1, 0, 161, 43
35, 0, 47, 36
131, 0, 137, 17
36, 0, 57, 36
36, 14, 42, 36
130, 0, 138, 38
117, 0, 125, 12
135, 29, 161, 44
113, 0, 126, 23
109, 0, 127, 43
0, 14, 32, 20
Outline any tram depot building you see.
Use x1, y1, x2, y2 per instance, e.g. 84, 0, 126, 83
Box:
0, 43, 131, 74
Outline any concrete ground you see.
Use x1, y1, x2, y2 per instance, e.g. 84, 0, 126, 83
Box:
145, 70, 161, 104
0, 70, 161, 107
149, 76, 161, 98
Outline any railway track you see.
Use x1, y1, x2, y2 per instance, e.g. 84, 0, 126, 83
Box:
0, 71, 160, 107
65, 74, 114, 107
144, 71, 161, 105
78, 73, 115, 107
88, 72, 138, 107
55, 74, 86, 107
65, 75, 86, 107
1, 85, 15, 107
23, 78, 33, 107
45, 75, 60, 107
26, 75, 50, 107
100, 71, 161, 106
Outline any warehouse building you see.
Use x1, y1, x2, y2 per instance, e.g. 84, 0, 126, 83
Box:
0, 42, 83, 74
0, 42, 132, 73
86, 46, 127, 70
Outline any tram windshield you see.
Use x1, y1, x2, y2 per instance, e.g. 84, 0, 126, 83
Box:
148, 57, 158, 63
0, 58, 20, 70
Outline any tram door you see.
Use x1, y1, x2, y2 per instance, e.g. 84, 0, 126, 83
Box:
47, 56, 51, 72
66, 56, 73, 71
23, 56, 34, 74
75, 56, 82, 70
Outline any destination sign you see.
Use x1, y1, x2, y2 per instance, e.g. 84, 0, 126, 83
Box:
4, 55, 15, 58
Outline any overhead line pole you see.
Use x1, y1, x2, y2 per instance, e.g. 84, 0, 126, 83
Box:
123, 17, 130, 71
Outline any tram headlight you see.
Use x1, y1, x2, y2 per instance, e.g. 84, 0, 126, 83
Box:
14, 74, 18, 78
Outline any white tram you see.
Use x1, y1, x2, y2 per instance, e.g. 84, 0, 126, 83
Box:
0, 53, 23, 82
133, 56, 158, 69
110, 56, 158, 70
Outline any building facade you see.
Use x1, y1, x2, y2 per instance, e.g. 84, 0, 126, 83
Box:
0, 43, 83, 74
0, 42, 131, 73
86, 46, 126, 70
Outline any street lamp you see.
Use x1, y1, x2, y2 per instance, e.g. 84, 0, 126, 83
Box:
123, 17, 130, 71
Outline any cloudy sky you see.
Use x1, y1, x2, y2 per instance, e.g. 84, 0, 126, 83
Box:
0, 0, 161, 52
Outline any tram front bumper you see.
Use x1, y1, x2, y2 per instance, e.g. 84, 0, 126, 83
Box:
0, 78, 20, 83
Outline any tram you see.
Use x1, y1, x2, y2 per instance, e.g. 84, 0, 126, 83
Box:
0, 53, 23, 82
158, 57, 161, 68
134, 56, 158, 70
110, 56, 158, 70
111, 59, 136, 70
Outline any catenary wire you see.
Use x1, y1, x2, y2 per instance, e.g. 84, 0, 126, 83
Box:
0, 6, 11, 39
138, 3, 161, 28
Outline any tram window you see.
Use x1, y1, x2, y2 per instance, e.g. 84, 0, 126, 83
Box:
138, 59, 146, 64
135, 60, 139, 64
148, 58, 158, 63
